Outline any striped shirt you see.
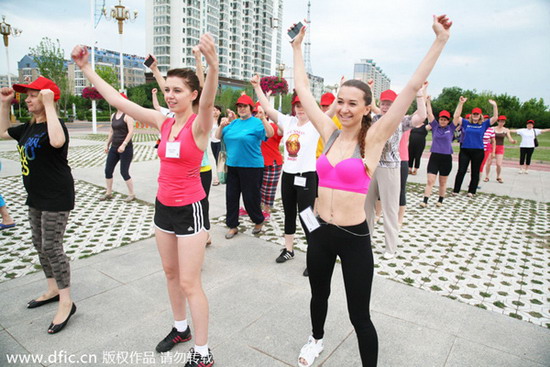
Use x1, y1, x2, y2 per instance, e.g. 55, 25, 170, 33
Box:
483, 127, 495, 151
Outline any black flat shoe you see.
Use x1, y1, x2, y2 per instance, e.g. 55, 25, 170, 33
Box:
48, 303, 76, 334
27, 294, 59, 309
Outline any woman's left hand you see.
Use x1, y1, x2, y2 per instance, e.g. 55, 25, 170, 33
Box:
117, 145, 126, 153
432, 14, 452, 40
488, 99, 497, 107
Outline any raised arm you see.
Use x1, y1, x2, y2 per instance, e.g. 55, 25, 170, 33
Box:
0, 88, 14, 139
488, 99, 498, 125
193, 46, 205, 88
256, 106, 274, 138
40, 89, 65, 148
370, 15, 451, 145
151, 88, 162, 112
72, 46, 164, 130
540, 128, 550, 133
426, 95, 435, 122
367, 79, 381, 115
192, 34, 219, 146
291, 26, 337, 143
147, 54, 166, 91
215, 117, 229, 140
454, 96, 466, 127
410, 81, 428, 127
251, 74, 279, 123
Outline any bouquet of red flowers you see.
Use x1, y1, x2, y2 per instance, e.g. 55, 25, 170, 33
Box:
260, 76, 288, 95
82, 86, 103, 100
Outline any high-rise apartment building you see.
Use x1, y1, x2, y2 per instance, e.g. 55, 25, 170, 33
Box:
146, 0, 283, 81
353, 59, 391, 99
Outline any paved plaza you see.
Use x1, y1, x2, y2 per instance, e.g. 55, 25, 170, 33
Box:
0, 127, 549, 366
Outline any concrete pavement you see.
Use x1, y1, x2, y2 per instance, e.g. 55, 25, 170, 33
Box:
0, 130, 549, 366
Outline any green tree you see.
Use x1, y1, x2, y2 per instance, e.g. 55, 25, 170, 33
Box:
29, 37, 70, 117
96, 65, 120, 90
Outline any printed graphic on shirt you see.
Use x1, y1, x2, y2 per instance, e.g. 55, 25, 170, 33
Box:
286, 133, 301, 158
17, 132, 46, 176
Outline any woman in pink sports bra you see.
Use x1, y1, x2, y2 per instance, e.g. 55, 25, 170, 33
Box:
72, 34, 218, 366
291, 15, 452, 367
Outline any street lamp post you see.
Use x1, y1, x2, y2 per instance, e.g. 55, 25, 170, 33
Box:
277, 63, 285, 112
0, 15, 22, 119
103, 0, 137, 93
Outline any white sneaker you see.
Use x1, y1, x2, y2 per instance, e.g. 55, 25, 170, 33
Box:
518, 169, 524, 174
298, 336, 324, 367
419, 202, 427, 208
383, 252, 395, 260
523, 170, 528, 174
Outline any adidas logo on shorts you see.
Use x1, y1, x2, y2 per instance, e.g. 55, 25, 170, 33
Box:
188, 226, 193, 231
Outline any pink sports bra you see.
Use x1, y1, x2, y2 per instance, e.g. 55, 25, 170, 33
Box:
317, 130, 371, 194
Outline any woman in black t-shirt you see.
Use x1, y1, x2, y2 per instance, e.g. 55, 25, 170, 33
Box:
0, 77, 76, 334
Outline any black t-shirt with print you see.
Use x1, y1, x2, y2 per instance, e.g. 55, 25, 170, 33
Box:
8, 121, 75, 211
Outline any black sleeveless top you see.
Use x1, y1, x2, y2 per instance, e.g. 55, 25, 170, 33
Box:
111, 113, 131, 149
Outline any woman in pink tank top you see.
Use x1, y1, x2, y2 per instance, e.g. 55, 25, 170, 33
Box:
290, 16, 452, 367
72, 34, 218, 365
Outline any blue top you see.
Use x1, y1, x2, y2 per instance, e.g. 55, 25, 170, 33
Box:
430, 120, 457, 155
222, 117, 267, 167
461, 119, 491, 149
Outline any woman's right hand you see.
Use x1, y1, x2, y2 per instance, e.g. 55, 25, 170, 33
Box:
152, 88, 158, 94
220, 117, 230, 128
250, 74, 260, 88
459, 96, 467, 104
71, 45, 90, 69
0, 87, 15, 104
289, 23, 306, 47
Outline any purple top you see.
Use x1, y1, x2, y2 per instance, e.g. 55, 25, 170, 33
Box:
430, 119, 456, 155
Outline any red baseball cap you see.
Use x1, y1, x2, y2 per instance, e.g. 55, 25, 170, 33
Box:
292, 95, 301, 105
471, 107, 482, 115
120, 93, 128, 99
320, 92, 335, 106
483, 114, 489, 119
526, 120, 535, 125
380, 89, 397, 102
465, 114, 471, 119
253, 101, 261, 113
498, 115, 507, 120
13, 76, 61, 102
439, 110, 451, 119
236, 94, 254, 108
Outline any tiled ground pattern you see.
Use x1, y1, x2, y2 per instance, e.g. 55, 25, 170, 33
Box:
0, 143, 158, 168
0, 176, 155, 282
212, 183, 550, 328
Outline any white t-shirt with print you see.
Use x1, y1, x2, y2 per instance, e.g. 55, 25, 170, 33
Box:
278, 112, 320, 174
517, 128, 541, 148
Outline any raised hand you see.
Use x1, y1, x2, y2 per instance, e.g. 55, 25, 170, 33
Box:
152, 88, 158, 94
197, 33, 218, 67
459, 96, 467, 104
220, 117, 230, 128
38, 89, 55, 105
71, 45, 89, 69
432, 14, 452, 39
289, 23, 306, 47
426, 95, 432, 102
0, 87, 15, 104
367, 78, 374, 90
488, 99, 497, 106
250, 74, 260, 88
148, 54, 158, 70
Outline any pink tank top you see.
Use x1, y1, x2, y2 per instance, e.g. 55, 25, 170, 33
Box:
316, 130, 371, 194
399, 130, 411, 161
157, 115, 206, 206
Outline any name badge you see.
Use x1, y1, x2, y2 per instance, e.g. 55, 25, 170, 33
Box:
294, 176, 307, 187
299, 206, 320, 232
166, 141, 181, 158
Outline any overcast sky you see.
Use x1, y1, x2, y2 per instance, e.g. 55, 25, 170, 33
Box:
1, 0, 549, 104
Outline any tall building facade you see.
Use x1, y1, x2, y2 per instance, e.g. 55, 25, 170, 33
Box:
353, 59, 391, 100
146, 0, 282, 81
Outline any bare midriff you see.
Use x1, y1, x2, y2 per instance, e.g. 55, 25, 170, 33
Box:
315, 186, 367, 226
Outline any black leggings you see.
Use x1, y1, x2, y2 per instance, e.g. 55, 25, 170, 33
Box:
453, 148, 484, 194
408, 139, 425, 169
281, 171, 317, 236
211, 141, 221, 167
519, 147, 535, 166
308, 218, 378, 366
399, 161, 408, 206
225, 166, 264, 228
105, 144, 133, 180
200, 169, 212, 230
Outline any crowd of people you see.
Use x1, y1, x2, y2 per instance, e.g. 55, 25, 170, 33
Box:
1, 13, 548, 367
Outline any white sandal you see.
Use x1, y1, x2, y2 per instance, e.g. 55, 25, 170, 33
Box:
298, 336, 324, 367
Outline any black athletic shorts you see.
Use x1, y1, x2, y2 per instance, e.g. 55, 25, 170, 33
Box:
427, 153, 452, 176
154, 198, 206, 237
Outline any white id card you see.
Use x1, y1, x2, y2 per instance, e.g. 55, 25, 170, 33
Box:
166, 141, 181, 158
294, 176, 306, 187
299, 206, 320, 232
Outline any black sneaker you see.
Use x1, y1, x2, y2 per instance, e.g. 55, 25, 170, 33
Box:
185, 347, 214, 367
276, 249, 295, 263
156, 327, 192, 353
